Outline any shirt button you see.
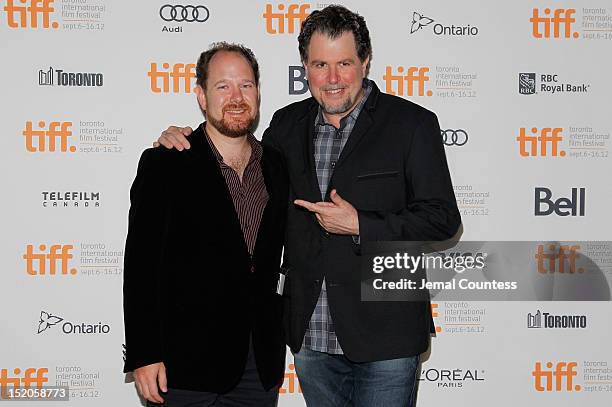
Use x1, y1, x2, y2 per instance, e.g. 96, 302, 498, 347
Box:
330, 161, 336, 169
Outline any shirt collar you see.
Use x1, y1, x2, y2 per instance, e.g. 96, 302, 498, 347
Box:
203, 124, 261, 165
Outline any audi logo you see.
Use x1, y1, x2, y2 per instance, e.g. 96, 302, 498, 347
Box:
441, 129, 468, 146
159, 5, 210, 23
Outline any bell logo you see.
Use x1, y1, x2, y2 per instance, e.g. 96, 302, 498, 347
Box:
535, 244, 582, 274
0, 368, 49, 399
3, 0, 58, 29
517, 127, 565, 157
279, 363, 302, 394
534, 187, 586, 217
22, 121, 74, 153
263, 3, 310, 34
23, 244, 77, 276
288, 65, 308, 95
532, 362, 581, 392
383, 66, 433, 97
530, 8, 579, 39
148, 63, 196, 93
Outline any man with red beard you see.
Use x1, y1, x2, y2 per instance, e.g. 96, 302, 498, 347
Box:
123, 43, 287, 406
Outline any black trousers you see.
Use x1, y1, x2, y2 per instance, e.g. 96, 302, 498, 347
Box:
148, 339, 279, 407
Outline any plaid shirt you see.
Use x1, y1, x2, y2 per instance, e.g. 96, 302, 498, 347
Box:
303, 80, 373, 354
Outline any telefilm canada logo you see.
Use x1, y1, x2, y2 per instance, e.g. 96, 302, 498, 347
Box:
409, 11, 479, 36
38, 67, 104, 87
42, 191, 100, 208
527, 310, 587, 329
37, 310, 111, 335
518, 73, 590, 95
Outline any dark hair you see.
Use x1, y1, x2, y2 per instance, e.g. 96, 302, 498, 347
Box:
298, 5, 372, 70
196, 42, 260, 89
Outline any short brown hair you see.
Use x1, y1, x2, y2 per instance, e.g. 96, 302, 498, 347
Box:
196, 42, 260, 89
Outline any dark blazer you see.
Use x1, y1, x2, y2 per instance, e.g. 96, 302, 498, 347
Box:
262, 81, 461, 362
123, 123, 288, 393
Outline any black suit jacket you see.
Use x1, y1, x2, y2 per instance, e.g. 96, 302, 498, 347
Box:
262, 82, 461, 362
123, 123, 288, 392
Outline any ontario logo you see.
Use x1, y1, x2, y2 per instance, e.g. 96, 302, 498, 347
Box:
36, 310, 110, 335
409, 11, 479, 36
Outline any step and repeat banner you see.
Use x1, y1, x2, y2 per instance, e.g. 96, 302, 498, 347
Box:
1, 0, 611, 406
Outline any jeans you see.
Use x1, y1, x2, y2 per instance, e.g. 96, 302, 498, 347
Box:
293, 346, 419, 407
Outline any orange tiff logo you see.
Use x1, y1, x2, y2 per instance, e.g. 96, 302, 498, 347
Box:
533, 362, 581, 392
3, 0, 58, 29
0, 368, 49, 399
22, 121, 74, 153
148, 63, 196, 93
383, 66, 433, 97
535, 244, 581, 274
431, 303, 442, 333
530, 8, 578, 39
279, 363, 302, 394
263, 3, 310, 34
23, 244, 77, 276
517, 127, 565, 157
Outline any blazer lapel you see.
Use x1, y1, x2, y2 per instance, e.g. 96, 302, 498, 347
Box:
334, 82, 380, 170
297, 101, 322, 202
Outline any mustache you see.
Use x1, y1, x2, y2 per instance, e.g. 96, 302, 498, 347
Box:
321, 85, 347, 91
223, 103, 250, 113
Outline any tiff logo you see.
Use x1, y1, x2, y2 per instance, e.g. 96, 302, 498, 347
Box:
530, 8, 579, 39
3, 0, 58, 28
431, 303, 442, 333
532, 362, 581, 392
535, 244, 581, 274
22, 121, 74, 153
279, 363, 302, 394
383, 66, 433, 97
0, 368, 49, 399
23, 244, 77, 276
517, 127, 565, 157
148, 63, 196, 93
263, 3, 310, 34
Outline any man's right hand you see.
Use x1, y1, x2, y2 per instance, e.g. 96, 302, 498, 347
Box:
153, 126, 193, 151
133, 362, 167, 403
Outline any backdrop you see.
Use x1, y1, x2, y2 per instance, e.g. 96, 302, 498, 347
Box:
1, 0, 611, 406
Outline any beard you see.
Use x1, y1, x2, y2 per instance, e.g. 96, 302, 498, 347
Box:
318, 85, 360, 115
207, 103, 256, 138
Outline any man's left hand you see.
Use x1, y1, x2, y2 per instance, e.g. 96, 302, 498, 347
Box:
294, 190, 359, 235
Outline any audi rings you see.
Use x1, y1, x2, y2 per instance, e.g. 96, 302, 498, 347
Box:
441, 129, 468, 146
160, 5, 210, 23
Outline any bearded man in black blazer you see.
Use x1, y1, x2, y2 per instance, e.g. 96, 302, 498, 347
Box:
123, 43, 287, 406
156, 6, 461, 407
